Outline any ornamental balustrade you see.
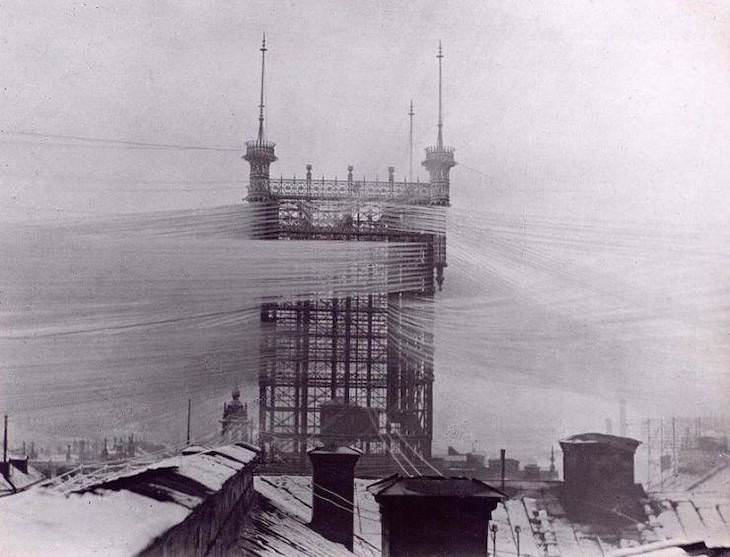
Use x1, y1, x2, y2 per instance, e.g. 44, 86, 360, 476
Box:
267, 177, 440, 202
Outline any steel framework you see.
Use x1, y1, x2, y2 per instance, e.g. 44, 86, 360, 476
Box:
244, 37, 454, 470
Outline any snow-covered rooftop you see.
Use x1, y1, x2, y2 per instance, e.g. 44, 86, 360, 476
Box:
0, 443, 258, 557
241, 474, 730, 557
0, 458, 45, 495
239, 475, 381, 557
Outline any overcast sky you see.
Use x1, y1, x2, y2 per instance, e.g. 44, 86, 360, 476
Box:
2, 0, 729, 223
2, 1, 729, 460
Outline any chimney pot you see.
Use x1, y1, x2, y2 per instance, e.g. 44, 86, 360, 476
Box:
308, 445, 361, 551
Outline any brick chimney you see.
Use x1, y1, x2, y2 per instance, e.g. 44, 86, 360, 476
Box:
308, 445, 362, 551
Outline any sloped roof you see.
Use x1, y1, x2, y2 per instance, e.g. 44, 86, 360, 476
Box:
487, 480, 730, 556
0, 460, 45, 495
0, 443, 258, 557
368, 474, 505, 499
247, 475, 729, 556
239, 495, 355, 556
250, 475, 381, 557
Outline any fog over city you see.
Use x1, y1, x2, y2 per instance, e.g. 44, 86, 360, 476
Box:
2, 0, 729, 466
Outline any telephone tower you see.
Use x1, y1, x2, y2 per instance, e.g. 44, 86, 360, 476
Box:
244, 38, 454, 469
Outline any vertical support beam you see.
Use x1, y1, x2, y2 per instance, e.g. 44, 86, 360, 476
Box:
366, 295, 374, 455
343, 297, 352, 404
269, 384, 275, 442
331, 298, 338, 399
366, 294, 373, 407
423, 372, 433, 459
259, 382, 267, 451
293, 303, 302, 457
386, 293, 401, 434
300, 301, 311, 465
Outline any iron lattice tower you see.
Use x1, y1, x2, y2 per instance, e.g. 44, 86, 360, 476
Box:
244, 37, 455, 471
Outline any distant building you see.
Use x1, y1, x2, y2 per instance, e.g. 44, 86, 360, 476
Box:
221, 387, 251, 443
431, 445, 559, 481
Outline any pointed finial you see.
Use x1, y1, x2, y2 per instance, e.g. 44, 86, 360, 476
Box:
436, 41, 444, 149
257, 32, 268, 144
408, 100, 415, 181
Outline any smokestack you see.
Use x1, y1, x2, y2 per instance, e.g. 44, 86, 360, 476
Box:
620, 398, 628, 437
500, 448, 506, 490
308, 446, 362, 551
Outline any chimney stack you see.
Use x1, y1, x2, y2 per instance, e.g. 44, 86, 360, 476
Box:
308, 445, 362, 551
370, 476, 504, 556
559, 432, 642, 521
499, 448, 506, 490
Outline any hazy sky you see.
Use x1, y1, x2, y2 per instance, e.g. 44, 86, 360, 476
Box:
2, 0, 729, 223
2, 1, 729, 462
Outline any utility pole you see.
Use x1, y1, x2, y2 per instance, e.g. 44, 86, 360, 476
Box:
659, 418, 665, 489
3, 415, 7, 464
672, 416, 677, 476
408, 100, 415, 181
186, 399, 192, 445
500, 448, 506, 491
695, 416, 701, 443
646, 418, 651, 489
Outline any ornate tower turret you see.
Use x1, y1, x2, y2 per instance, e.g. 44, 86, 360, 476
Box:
244, 34, 277, 202
422, 42, 456, 207
221, 386, 250, 442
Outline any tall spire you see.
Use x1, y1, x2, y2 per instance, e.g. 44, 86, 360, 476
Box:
244, 33, 277, 206
257, 33, 267, 144
408, 100, 415, 181
421, 40, 455, 208
436, 41, 444, 149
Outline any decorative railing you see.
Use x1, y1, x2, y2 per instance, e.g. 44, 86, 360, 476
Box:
425, 144, 455, 155
268, 177, 441, 202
